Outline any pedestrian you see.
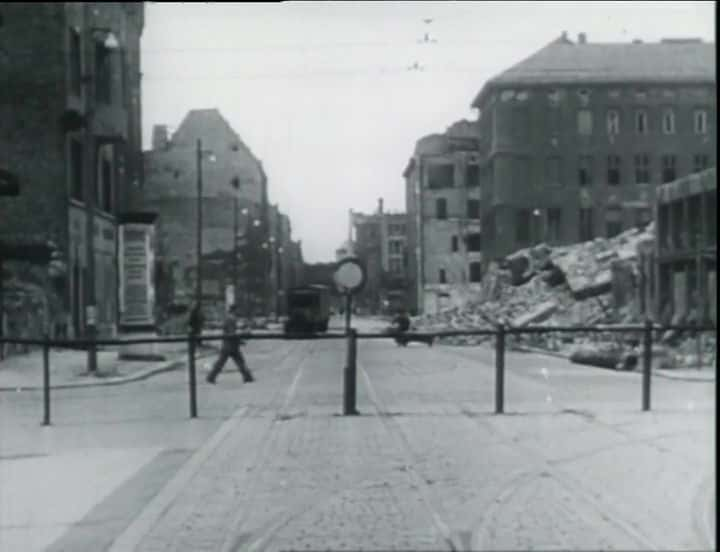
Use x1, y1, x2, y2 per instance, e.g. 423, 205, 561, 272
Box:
206, 303, 254, 384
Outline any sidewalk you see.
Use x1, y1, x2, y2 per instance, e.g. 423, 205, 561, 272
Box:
0, 344, 217, 391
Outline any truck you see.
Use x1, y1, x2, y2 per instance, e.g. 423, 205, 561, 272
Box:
284, 284, 332, 333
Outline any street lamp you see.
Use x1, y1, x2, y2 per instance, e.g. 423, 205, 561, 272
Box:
195, 139, 215, 315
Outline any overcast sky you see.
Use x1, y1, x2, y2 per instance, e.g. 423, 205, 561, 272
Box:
140, 1, 715, 263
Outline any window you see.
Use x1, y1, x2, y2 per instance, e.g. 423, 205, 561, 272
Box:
451, 236, 458, 252
469, 262, 482, 283
512, 107, 529, 142
606, 221, 623, 238
693, 154, 709, 174
389, 240, 402, 255
547, 107, 561, 136
439, 269, 447, 284
70, 139, 83, 201
436, 197, 447, 219
466, 233, 482, 252
101, 157, 112, 213
635, 110, 648, 134
607, 155, 621, 185
577, 110, 593, 135
578, 155, 593, 187
95, 42, 112, 104
662, 155, 677, 183
427, 164, 454, 189
69, 28, 82, 97
634, 154, 650, 184
547, 208, 562, 242
662, 109, 676, 134
579, 208, 594, 242
467, 199, 480, 219
694, 110, 708, 134
606, 109, 620, 135
465, 164, 480, 187
515, 208, 531, 245
546, 156, 562, 187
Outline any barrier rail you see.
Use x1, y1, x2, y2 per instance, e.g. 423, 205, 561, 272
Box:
1, 322, 714, 424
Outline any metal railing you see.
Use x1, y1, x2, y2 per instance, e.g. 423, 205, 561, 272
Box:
0, 322, 714, 425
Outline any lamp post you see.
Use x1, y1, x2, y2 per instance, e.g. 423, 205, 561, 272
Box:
195, 139, 215, 314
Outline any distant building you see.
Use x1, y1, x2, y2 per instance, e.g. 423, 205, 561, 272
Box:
136, 109, 276, 318
471, 32, 716, 262
0, 3, 145, 341
351, 199, 410, 314
403, 120, 484, 315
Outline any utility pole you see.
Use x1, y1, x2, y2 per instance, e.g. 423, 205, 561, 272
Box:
196, 139, 203, 311
83, 3, 98, 373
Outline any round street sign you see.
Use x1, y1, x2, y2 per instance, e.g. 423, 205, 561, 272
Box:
333, 256, 366, 294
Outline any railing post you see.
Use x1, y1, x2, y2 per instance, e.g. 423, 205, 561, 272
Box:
188, 335, 198, 418
42, 334, 51, 426
344, 329, 359, 416
642, 319, 653, 412
495, 324, 505, 415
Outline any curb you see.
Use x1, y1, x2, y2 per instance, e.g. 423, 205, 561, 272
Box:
0, 351, 216, 392
512, 346, 715, 382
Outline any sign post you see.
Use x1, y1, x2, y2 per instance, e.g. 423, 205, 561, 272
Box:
333, 257, 366, 416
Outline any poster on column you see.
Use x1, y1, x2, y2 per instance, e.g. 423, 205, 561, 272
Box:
118, 223, 156, 327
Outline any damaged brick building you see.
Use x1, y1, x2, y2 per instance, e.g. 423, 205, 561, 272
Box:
471, 32, 716, 262
1, 3, 145, 346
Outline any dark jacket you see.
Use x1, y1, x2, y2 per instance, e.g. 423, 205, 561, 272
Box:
392, 313, 410, 333
189, 307, 204, 335
221, 313, 241, 352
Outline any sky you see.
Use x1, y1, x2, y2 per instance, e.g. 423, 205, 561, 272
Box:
140, 1, 715, 263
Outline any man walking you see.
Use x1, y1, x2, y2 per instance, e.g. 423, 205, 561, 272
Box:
206, 304, 254, 384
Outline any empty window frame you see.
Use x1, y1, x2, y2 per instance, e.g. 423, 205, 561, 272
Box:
635, 110, 648, 134
547, 208, 562, 242
515, 208, 531, 245
606, 109, 620, 135
469, 262, 482, 283
101, 157, 113, 213
465, 163, 480, 187
467, 199, 481, 219
634, 154, 650, 184
579, 208, 594, 242
578, 155, 593, 187
427, 164, 454, 189
451, 235, 459, 252
69, 27, 82, 97
662, 108, 676, 134
95, 42, 112, 104
662, 155, 677, 183
607, 155, 621, 185
436, 197, 448, 219
606, 221, 623, 238
466, 233, 482, 252
693, 154, 709, 174
439, 269, 447, 284
694, 110, 708, 134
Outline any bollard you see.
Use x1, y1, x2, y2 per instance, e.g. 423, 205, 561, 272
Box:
188, 335, 198, 418
343, 329, 359, 416
42, 334, 51, 426
642, 319, 653, 412
495, 324, 505, 415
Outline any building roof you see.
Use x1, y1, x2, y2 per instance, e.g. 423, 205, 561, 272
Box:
471, 35, 716, 108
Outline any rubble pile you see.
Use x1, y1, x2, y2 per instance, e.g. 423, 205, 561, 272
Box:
413, 223, 661, 352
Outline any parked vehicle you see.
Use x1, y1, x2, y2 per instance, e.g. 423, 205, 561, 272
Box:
284, 285, 331, 333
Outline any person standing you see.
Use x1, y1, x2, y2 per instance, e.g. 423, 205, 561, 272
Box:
206, 304, 254, 384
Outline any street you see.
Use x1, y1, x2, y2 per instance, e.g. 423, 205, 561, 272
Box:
0, 320, 714, 551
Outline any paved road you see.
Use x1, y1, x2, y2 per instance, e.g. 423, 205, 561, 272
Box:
1, 331, 715, 551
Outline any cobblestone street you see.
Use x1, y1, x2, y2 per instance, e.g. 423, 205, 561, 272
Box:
102, 336, 715, 551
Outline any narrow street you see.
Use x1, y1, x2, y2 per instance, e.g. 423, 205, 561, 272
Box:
2, 322, 712, 551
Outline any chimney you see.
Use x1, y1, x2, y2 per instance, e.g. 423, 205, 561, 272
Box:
152, 125, 169, 151
578, 32, 587, 44
377, 197, 384, 215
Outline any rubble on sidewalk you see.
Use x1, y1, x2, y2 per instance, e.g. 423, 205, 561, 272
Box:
411, 222, 715, 368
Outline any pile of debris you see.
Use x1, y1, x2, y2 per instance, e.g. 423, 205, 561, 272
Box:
412, 223, 715, 368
